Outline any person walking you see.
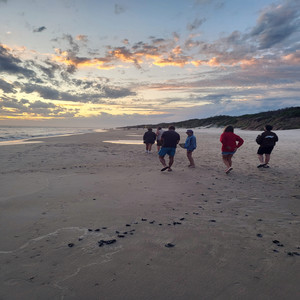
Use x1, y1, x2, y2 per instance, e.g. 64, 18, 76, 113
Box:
158, 125, 180, 172
184, 129, 196, 168
143, 128, 156, 153
256, 125, 278, 168
220, 125, 244, 174
156, 126, 164, 152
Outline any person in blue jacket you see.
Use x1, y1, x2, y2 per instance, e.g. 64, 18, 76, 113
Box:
184, 129, 197, 168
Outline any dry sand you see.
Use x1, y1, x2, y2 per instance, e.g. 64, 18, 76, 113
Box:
0, 128, 299, 300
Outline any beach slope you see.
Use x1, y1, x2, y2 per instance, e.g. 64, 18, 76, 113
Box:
0, 129, 299, 300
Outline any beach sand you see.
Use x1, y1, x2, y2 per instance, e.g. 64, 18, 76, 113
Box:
0, 128, 299, 300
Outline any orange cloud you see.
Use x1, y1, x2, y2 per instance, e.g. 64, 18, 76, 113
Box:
282, 51, 300, 64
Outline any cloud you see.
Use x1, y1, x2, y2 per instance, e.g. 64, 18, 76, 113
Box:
19, 81, 135, 103
0, 44, 36, 77
0, 97, 78, 118
33, 26, 47, 33
0, 78, 16, 93
187, 18, 206, 31
114, 4, 126, 14
76, 35, 88, 42
250, 0, 300, 49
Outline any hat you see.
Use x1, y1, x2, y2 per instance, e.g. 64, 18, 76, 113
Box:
186, 129, 193, 134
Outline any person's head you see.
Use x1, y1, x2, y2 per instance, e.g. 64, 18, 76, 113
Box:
223, 125, 234, 133
168, 125, 175, 131
157, 126, 162, 130
265, 124, 273, 131
186, 129, 193, 136
147, 127, 152, 131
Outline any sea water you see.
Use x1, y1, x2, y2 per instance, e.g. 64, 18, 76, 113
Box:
0, 126, 98, 144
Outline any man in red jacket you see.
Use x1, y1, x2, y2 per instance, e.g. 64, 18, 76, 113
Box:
220, 125, 244, 174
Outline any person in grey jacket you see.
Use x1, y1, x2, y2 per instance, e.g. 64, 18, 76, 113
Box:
256, 125, 278, 168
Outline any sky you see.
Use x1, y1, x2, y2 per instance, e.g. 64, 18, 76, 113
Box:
0, 0, 299, 128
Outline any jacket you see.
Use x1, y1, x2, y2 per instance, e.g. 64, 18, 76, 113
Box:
184, 135, 197, 151
220, 132, 244, 152
256, 131, 278, 147
143, 131, 156, 144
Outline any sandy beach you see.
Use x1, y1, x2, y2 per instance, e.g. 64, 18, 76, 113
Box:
0, 128, 299, 300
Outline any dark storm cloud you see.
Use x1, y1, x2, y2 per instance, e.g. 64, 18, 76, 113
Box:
0, 44, 36, 77
250, 0, 300, 49
33, 26, 47, 33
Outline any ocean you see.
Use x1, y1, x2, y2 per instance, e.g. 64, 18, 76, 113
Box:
0, 126, 99, 144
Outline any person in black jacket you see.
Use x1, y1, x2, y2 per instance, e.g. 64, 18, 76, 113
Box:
143, 128, 157, 153
256, 125, 279, 168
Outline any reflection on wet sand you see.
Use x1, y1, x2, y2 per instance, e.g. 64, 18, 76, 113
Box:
103, 140, 142, 145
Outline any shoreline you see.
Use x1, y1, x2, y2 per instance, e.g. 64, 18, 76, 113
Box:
0, 128, 299, 299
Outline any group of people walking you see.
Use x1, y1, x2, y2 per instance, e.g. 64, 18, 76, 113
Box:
143, 124, 278, 173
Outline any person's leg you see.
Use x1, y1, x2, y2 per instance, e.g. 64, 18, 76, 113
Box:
258, 154, 264, 164
187, 151, 195, 167
148, 143, 152, 152
159, 155, 167, 167
157, 141, 161, 152
265, 154, 271, 164
227, 154, 233, 167
222, 155, 230, 169
168, 156, 174, 170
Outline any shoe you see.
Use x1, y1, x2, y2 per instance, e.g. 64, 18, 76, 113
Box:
257, 164, 266, 168
263, 164, 270, 168
161, 166, 168, 171
225, 167, 233, 174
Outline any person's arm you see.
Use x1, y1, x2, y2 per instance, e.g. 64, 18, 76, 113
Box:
220, 133, 224, 144
236, 135, 244, 148
256, 134, 262, 145
184, 137, 190, 149
191, 136, 197, 149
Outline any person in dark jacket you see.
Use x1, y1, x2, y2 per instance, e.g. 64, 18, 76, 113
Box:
256, 125, 278, 168
143, 128, 157, 153
159, 125, 180, 172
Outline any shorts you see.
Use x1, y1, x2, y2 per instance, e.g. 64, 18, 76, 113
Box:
257, 146, 274, 155
159, 147, 176, 157
157, 140, 163, 146
222, 151, 236, 155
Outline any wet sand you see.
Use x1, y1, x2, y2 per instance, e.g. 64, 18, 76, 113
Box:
0, 128, 299, 300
